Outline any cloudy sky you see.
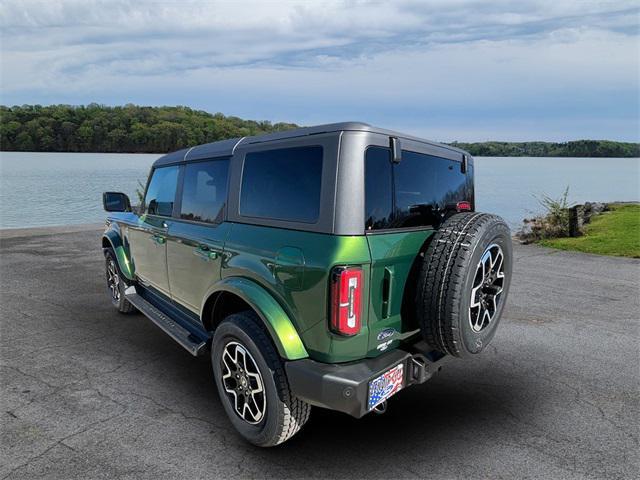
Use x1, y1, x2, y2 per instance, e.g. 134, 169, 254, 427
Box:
1, 0, 638, 141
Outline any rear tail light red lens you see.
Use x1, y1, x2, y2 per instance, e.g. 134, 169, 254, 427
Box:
456, 201, 472, 212
330, 266, 363, 336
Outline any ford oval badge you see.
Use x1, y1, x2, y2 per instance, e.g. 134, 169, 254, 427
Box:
377, 328, 396, 341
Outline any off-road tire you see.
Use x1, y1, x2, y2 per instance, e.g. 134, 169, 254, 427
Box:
104, 248, 136, 314
211, 311, 311, 447
416, 212, 512, 357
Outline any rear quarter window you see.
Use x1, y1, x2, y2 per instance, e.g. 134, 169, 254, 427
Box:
240, 146, 323, 223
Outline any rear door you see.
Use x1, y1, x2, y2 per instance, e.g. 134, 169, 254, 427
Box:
364, 145, 471, 355
128, 165, 179, 295
166, 158, 231, 314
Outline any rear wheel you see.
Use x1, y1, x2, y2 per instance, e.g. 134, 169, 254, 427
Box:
415, 212, 512, 357
211, 311, 310, 446
104, 248, 136, 314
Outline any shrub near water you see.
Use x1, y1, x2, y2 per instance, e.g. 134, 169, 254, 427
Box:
518, 187, 572, 242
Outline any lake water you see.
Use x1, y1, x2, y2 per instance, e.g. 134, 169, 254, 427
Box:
0, 151, 638, 230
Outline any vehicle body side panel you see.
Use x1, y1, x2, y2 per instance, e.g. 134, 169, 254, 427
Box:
166, 220, 231, 313
127, 214, 171, 295
204, 276, 308, 360
222, 223, 372, 363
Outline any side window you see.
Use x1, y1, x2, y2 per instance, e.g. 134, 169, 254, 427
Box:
365, 147, 393, 230
144, 165, 179, 217
240, 146, 323, 223
180, 159, 229, 224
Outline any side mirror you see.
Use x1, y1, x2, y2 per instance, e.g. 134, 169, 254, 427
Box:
103, 192, 131, 212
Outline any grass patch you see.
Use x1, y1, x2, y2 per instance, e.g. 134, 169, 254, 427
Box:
539, 203, 640, 258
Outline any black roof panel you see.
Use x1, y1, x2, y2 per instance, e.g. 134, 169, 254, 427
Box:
152, 121, 466, 167
186, 138, 242, 162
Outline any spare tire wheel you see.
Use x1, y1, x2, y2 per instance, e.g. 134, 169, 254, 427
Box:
416, 212, 512, 357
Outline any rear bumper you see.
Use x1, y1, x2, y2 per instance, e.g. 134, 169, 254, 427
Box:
285, 341, 452, 418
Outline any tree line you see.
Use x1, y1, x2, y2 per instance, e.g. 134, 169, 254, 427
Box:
1, 104, 638, 157
0, 104, 297, 153
449, 140, 640, 158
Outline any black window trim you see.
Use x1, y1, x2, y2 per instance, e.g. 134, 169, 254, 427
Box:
238, 144, 324, 225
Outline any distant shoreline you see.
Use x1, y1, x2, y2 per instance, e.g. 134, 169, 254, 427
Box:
2, 151, 638, 159
2, 104, 639, 158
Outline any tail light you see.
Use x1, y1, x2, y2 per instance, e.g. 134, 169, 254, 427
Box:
330, 266, 363, 336
456, 201, 472, 212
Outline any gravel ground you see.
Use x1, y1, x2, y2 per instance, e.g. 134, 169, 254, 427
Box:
1, 227, 638, 479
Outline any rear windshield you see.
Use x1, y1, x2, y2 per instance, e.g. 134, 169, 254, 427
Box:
365, 146, 470, 230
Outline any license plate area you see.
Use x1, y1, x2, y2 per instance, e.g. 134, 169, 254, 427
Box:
367, 363, 404, 410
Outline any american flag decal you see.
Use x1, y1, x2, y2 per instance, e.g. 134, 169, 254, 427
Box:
367, 363, 404, 410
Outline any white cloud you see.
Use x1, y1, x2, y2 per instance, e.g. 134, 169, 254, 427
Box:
0, 0, 638, 140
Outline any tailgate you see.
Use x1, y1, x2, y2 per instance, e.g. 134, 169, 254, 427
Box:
365, 229, 434, 356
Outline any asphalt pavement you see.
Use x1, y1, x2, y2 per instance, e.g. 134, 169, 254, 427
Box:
1, 226, 638, 479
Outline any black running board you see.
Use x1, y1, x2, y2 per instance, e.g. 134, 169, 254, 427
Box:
124, 286, 207, 356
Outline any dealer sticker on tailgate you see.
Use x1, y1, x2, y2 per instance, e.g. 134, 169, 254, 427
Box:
367, 363, 404, 410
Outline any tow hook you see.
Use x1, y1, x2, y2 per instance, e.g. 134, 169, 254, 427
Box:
372, 400, 387, 415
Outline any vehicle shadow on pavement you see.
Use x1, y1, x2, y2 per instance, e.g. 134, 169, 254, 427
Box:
235, 369, 535, 477
169, 342, 527, 451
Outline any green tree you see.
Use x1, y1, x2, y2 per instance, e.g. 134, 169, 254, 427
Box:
1, 104, 638, 157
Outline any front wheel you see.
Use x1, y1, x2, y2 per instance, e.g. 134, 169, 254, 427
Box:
104, 248, 136, 314
211, 311, 310, 447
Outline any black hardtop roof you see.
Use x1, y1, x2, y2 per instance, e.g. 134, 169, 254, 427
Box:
152, 122, 467, 167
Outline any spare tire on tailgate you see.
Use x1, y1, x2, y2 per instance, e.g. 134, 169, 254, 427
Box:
416, 212, 512, 357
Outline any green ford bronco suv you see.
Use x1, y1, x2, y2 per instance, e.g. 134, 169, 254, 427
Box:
102, 122, 512, 446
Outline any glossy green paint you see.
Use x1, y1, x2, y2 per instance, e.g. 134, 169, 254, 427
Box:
208, 276, 309, 360
104, 213, 432, 364
114, 245, 135, 280
365, 229, 434, 356
166, 219, 230, 313
127, 214, 172, 294
103, 226, 135, 280
223, 223, 373, 363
